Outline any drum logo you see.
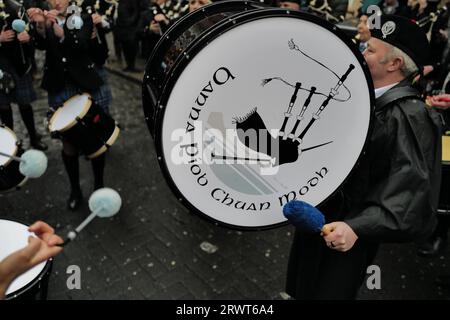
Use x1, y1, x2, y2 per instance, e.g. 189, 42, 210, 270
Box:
161, 33, 370, 227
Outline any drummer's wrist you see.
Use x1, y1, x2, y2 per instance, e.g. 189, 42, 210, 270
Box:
0, 266, 16, 299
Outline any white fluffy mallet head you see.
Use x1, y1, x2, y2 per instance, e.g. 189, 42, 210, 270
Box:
12, 19, 26, 33
88, 188, 122, 218
19, 150, 48, 178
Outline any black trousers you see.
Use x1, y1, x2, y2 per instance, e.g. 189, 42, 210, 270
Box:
286, 231, 379, 300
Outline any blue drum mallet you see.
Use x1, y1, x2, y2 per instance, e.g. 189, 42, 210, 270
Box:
283, 200, 331, 235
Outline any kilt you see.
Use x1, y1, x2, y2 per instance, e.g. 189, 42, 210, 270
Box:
0, 72, 36, 106
47, 68, 112, 114
92, 67, 112, 114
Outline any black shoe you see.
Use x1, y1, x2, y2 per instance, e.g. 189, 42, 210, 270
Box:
30, 138, 48, 151
67, 191, 83, 211
417, 236, 447, 257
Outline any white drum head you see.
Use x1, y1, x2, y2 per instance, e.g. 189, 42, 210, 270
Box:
0, 219, 47, 296
0, 127, 18, 166
49, 94, 91, 132
158, 13, 374, 229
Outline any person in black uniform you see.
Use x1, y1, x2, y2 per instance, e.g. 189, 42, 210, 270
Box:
286, 15, 443, 299
27, 0, 108, 211
114, 0, 148, 72
0, 0, 47, 150
80, 0, 113, 115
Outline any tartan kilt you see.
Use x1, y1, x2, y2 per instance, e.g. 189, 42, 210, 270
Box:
91, 67, 112, 114
0, 72, 36, 106
47, 68, 112, 115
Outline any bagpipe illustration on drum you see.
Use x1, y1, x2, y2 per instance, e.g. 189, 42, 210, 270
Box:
143, 6, 374, 229
209, 38, 355, 174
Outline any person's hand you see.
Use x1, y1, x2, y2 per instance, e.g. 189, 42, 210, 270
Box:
17, 31, 30, 43
52, 22, 64, 39
153, 13, 169, 24
322, 221, 358, 252
428, 94, 450, 109
27, 8, 45, 23
149, 21, 161, 34
92, 13, 103, 26
0, 26, 16, 43
413, 65, 434, 83
44, 10, 59, 28
0, 221, 63, 299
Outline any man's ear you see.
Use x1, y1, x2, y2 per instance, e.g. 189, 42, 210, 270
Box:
387, 56, 403, 72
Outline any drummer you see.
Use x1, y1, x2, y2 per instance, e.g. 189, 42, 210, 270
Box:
27, 0, 109, 211
286, 15, 442, 299
0, 0, 47, 151
0, 221, 63, 300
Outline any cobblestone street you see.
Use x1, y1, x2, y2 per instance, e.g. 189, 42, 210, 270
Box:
1, 70, 450, 300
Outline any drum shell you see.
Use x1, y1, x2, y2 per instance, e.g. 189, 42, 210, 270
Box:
0, 146, 27, 192
143, 0, 265, 138
53, 102, 118, 158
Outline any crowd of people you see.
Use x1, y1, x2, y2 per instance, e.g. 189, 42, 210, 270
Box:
1, 0, 450, 300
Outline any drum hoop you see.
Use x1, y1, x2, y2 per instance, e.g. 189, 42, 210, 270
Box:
143, 0, 265, 137
87, 126, 121, 159
0, 218, 53, 300
0, 126, 19, 168
48, 94, 93, 133
152, 9, 376, 230
1, 177, 28, 194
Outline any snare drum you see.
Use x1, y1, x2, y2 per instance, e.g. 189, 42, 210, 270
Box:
143, 0, 265, 137
0, 219, 52, 300
48, 93, 120, 159
0, 125, 27, 192
439, 135, 450, 214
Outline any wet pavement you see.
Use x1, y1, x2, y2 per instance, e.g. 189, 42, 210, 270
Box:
1, 68, 450, 300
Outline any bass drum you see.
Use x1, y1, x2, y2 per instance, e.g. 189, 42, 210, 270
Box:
143, 7, 375, 230
143, 0, 265, 137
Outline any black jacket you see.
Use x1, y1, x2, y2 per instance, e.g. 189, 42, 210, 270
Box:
114, 0, 148, 41
0, 3, 34, 77
286, 81, 443, 299
34, 13, 103, 93
343, 84, 442, 242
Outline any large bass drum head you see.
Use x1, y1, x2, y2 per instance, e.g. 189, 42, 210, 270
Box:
150, 9, 375, 230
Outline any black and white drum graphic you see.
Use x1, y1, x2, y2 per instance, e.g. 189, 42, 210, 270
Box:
143, 7, 375, 230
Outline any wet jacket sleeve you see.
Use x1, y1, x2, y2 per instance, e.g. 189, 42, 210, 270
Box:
345, 103, 440, 242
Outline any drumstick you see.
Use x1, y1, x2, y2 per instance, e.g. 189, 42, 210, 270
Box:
0, 149, 48, 178
283, 200, 330, 235
58, 188, 122, 247
0, 150, 23, 162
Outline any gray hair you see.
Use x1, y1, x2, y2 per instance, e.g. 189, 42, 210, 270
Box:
380, 43, 418, 77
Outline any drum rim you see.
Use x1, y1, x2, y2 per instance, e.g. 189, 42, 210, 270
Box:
0, 177, 28, 193
143, 0, 266, 137
87, 126, 121, 159
0, 218, 53, 300
152, 8, 376, 230
48, 93, 93, 133
0, 125, 19, 168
